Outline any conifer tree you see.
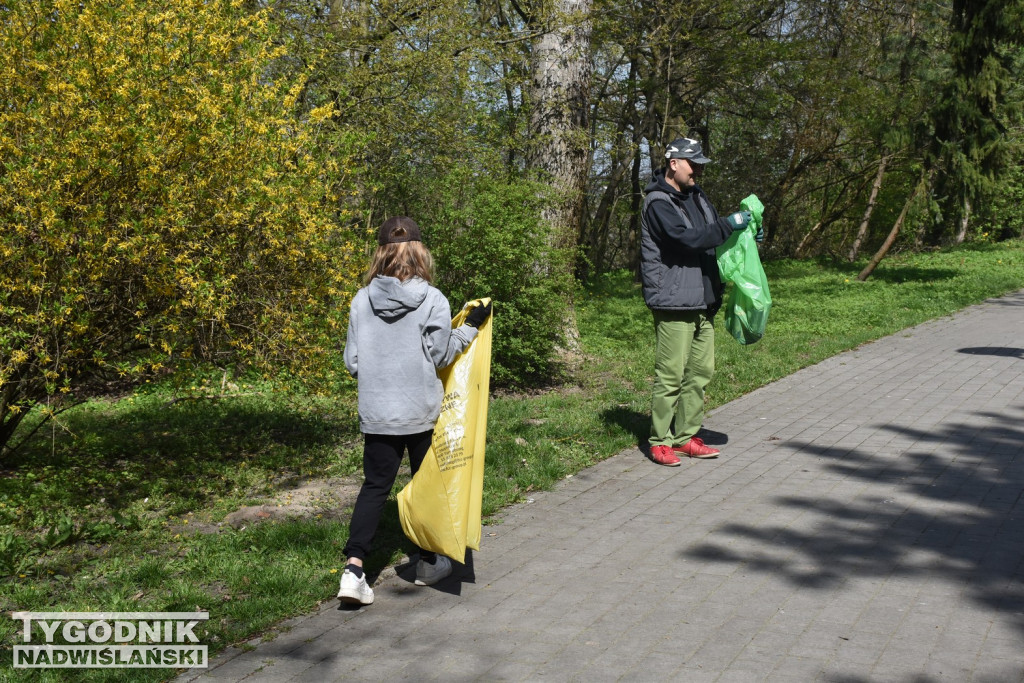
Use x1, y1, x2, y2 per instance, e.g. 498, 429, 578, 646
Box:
929, 0, 1023, 242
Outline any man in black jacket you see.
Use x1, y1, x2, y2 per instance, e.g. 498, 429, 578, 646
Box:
640, 137, 752, 466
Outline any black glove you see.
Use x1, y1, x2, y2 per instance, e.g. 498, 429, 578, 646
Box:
464, 301, 492, 328
755, 224, 765, 243
726, 211, 752, 231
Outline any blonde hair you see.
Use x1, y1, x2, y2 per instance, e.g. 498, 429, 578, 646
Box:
364, 240, 435, 285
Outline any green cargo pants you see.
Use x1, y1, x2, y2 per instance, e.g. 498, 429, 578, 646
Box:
650, 309, 715, 447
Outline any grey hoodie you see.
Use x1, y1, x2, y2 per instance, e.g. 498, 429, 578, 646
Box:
344, 276, 478, 435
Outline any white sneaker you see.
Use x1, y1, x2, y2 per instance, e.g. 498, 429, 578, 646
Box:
337, 569, 374, 605
415, 555, 453, 586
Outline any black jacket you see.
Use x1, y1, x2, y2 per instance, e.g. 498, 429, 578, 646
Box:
639, 169, 733, 312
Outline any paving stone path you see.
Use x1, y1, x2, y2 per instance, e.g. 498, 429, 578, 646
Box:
181, 290, 1024, 682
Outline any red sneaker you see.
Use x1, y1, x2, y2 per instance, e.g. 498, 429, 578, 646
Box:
673, 437, 720, 459
649, 445, 681, 467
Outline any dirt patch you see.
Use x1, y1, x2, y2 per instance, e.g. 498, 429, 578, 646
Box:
223, 477, 362, 529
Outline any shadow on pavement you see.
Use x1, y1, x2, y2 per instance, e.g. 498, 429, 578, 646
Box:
682, 402, 1024, 635
600, 406, 731, 448
958, 346, 1024, 358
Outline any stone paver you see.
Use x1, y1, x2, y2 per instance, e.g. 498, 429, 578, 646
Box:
179, 290, 1024, 682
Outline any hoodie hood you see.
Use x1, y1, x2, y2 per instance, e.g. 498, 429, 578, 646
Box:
645, 168, 700, 198
367, 275, 429, 320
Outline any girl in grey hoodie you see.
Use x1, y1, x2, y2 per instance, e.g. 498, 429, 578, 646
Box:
337, 216, 491, 606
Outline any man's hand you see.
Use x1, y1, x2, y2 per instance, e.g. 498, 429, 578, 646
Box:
755, 224, 765, 243
726, 211, 752, 231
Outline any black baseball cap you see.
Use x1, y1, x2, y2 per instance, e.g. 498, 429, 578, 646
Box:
665, 138, 711, 164
378, 216, 422, 245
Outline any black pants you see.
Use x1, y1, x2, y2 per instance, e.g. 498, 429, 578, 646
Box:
343, 431, 436, 564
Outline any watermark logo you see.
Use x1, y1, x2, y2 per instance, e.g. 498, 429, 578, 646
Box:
12, 612, 208, 669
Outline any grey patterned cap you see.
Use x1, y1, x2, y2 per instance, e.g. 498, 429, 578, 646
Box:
665, 138, 711, 164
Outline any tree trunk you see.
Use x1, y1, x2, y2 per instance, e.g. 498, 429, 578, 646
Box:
526, 0, 593, 257
628, 142, 642, 279
955, 197, 971, 243
761, 146, 807, 248
0, 395, 28, 463
525, 0, 592, 353
795, 221, 824, 258
858, 169, 928, 281
848, 155, 889, 261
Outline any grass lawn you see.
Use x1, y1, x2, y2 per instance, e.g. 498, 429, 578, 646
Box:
2, 240, 1023, 681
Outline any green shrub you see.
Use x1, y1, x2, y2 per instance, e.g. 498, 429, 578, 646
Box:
976, 161, 1024, 241
411, 167, 574, 387
0, 1, 361, 456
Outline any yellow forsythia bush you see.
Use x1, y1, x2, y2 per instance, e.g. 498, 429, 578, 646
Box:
0, 0, 360, 452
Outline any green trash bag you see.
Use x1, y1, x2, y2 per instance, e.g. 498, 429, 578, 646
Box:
716, 194, 772, 345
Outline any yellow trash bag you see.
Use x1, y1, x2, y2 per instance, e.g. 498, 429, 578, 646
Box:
397, 298, 492, 564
